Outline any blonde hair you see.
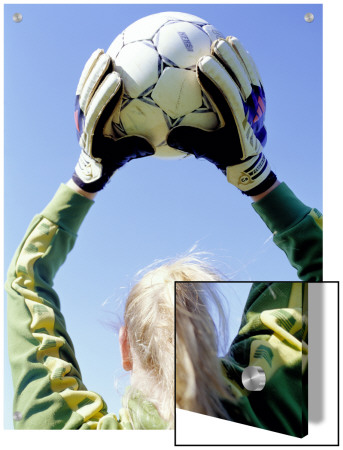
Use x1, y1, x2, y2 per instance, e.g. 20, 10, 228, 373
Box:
123, 254, 235, 429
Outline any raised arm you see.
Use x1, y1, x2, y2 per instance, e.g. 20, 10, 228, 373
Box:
5, 184, 101, 429
251, 182, 322, 281
167, 36, 322, 281
6, 49, 155, 429
166, 37, 317, 436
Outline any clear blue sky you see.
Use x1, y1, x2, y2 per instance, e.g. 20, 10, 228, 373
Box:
3, 3, 322, 430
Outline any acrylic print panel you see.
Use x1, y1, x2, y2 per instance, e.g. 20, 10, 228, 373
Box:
175, 283, 339, 446
4, 2, 322, 432
175, 281, 308, 439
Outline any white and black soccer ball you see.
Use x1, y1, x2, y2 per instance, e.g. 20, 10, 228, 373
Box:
106, 11, 225, 159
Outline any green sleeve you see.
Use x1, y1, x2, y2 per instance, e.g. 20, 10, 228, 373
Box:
6, 184, 171, 430
5, 184, 113, 429
252, 182, 322, 281
220, 184, 316, 437
222, 282, 308, 438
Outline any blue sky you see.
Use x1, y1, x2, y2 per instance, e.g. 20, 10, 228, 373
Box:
3, 3, 322, 430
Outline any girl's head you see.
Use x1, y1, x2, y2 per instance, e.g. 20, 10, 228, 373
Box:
119, 254, 234, 429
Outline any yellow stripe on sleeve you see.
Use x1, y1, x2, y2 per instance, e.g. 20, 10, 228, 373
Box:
309, 208, 323, 230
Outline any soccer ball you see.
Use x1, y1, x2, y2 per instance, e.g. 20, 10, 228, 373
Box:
106, 11, 224, 159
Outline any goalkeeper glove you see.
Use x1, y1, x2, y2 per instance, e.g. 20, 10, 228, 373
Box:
73, 49, 155, 193
167, 37, 276, 196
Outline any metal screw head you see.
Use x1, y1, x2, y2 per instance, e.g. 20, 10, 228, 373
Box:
304, 13, 314, 23
242, 366, 266, 391
13, 13, 23, 23
13, 411, 22, 421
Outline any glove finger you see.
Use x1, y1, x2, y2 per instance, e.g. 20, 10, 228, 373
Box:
227, 37, 262, 88
76, 49, 103, 96
197, 56, 262, 160
197, 55, 245, 127
83, 72, 123, 157
211, 39, 252, 102
79, 52, 112, 114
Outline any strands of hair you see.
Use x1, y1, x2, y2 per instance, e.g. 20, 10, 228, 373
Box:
122, 252, 236, 428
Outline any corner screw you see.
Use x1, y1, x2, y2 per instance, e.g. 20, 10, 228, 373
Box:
304, 13, 314, 23
242, 366, 266, 391
13, 411, 22, 421
13, 13, 23, 23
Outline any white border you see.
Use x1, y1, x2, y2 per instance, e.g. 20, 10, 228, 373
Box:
1, 0, 341, 448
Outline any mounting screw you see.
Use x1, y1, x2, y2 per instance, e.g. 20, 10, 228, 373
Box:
13, 13, 23, 23
304, 13, 314, 23
13, 411, 22, 421
242, 366, 266, 391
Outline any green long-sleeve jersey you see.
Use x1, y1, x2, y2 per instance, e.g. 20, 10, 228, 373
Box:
6, 182, 322, 431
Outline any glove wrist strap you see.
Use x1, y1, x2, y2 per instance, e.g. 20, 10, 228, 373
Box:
243, 170, 277, 196
226, 153, 276, 196
72, 152, 111, 193
72, 171, 112, 193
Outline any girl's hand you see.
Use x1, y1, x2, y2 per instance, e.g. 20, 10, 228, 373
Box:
167, 37, 277, 196
73, 49, 155, 193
